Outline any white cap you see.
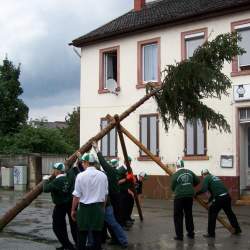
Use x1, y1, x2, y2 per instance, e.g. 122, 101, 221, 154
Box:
201, 169, 209, 175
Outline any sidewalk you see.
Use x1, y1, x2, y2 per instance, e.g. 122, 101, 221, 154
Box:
0, 190, 250, 249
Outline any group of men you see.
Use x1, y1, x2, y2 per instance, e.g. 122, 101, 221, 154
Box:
43, 145, 242, 250
171, 159, 242, 241
43, 141, 144, 250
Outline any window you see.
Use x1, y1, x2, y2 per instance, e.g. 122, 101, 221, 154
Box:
181, 29, 208, 159
239, 108, 250, 123
137, 38, 160, 88
185, 119, 206, 156
232, 19, 250, 76
181, 28, 208, 60
139, 114, 159, 158
100, 118, 117, 157
99, 46, 120, 94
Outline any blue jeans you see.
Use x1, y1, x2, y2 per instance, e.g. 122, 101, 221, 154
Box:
105, 205, 128, 246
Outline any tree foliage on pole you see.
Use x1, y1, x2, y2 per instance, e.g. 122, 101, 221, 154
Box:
147, 32, 244, 133
0, 58, 29, 135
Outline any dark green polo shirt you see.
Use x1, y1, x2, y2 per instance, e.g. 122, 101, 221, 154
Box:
43, 175, 71, 205
97, 152, 120, 194
171, 168, 200, 199
197, 174, 228, 198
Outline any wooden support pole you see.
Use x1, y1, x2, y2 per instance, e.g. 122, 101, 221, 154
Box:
0, 87, 162, 232
113, 114, 143, 221
118, 123, 235, 234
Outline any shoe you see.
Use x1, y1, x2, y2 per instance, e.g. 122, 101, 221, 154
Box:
203, 234, 215, 238
64, 247, 76, 250
122, 226, 130, 231
174, 236, 183, 241
233, 228, 242, 235
125, 221, 134, 226
56, 247, 64, 250
107, 239, 119, 245
121, 244, 128, 249
186, 233, 194, 239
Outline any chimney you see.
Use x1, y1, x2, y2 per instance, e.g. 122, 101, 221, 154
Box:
134, 0, 145, 11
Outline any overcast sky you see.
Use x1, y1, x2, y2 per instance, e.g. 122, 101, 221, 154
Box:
0, 0, 133, 121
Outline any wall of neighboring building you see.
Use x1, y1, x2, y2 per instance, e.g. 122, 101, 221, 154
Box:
80, 10, 250, 199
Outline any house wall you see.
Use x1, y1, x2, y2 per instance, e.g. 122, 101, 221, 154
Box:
80, 10, 250, 199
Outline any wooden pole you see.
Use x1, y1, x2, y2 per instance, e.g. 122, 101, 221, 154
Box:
113, 114, 143, 221
0, 87, 161, 231
118, 123, 235, 234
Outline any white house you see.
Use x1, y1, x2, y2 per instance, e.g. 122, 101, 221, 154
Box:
71, 0, 250, 201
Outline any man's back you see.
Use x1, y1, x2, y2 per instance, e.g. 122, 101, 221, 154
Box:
204, 174, 228, 197
171, 169, 200, 199
74, 167, 108, 204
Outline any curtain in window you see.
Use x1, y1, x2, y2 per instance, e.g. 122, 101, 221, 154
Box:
186, 120, 194, 155
143, 44, 158, 82
238, 29, 250, 67
101, 120, 108, 156
197, 120, 205, 155
109, 127, 116, 156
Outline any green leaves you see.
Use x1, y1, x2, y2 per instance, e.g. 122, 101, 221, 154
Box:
147, 32, 244, 133
61, 107, 80, 150
0, 126, 74, 154
0, 58, 28, 135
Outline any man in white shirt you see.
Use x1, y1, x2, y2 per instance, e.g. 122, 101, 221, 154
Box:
71, 153, 108, 250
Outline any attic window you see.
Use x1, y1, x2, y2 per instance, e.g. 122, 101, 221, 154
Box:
99, 46, 120, 94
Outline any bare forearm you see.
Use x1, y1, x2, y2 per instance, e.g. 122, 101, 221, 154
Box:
71, 196, 79, 211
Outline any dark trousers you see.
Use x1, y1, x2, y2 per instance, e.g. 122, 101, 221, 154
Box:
174, 197, 194, 238
77, 230, 102, 250
110, 192, 122, 225
120, 190, 134, 225
52, 202, 78, 248
208, 194, 240, 236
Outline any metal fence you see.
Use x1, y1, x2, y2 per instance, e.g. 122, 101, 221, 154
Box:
41, 154, 68, 175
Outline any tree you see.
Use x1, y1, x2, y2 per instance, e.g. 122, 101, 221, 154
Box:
61, 107, 80, 149
0, 125, 74, 154
147, 32, 244, 133
0, 58, 29, 135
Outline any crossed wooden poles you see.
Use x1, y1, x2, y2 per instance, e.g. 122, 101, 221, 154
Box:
0, 88, 234, 233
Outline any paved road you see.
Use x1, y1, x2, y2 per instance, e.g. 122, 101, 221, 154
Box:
0, 190, 250, 249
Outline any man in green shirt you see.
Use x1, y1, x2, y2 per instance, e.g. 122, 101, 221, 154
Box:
171, 159, 200, 241
43, 162, 76, 250
196, 169, 241, 238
